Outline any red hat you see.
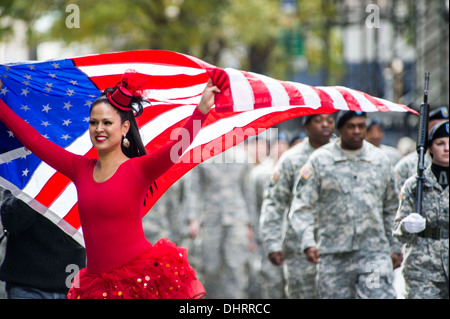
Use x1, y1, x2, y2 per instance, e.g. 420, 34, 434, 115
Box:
107, 86, 133, 111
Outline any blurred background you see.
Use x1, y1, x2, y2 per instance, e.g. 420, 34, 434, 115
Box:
0, 0, 448, 300
0, 0, 448, 145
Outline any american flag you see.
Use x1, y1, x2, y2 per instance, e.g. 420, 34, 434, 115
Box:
0, 50, 415, 246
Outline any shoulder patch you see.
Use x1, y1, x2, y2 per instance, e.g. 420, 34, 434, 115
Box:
271, 169, 280, 182
394, 171, 400, 185
299, 165, 313, 180
398, 187, 404, 201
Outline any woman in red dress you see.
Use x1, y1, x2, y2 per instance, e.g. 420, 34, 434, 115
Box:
0, 73, 219, 299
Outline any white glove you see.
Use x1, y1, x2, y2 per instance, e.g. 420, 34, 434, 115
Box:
402, 213, 426, 234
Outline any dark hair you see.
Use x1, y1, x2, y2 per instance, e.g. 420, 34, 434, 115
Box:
90, 87, 146, 158
90, 87, 158, 202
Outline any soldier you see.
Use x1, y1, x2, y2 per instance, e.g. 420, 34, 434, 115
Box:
393, 121, 449, 299
247, 130, 289, 299
395, 106, 448, 188
184, 146, 254, 299
260, 114, 335, 299
289, 111, 402, 299
366, 117, 402, 166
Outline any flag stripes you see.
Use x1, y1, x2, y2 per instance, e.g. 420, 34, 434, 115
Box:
0, 50, 416, 246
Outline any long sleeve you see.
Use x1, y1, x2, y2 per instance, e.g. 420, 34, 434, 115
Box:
288, 160, 319, 252
131, 107, 208, 185
383, 165, 403, 253
0, 99, 78, 180
393, 176, 420, 243
260, 160, 295, 253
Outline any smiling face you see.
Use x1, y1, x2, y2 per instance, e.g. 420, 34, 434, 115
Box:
89, 102, 130, 155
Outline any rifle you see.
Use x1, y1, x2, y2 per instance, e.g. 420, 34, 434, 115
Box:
415, 72, 430, 216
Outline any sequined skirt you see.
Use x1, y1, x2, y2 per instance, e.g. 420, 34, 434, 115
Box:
67, 238, 205, 299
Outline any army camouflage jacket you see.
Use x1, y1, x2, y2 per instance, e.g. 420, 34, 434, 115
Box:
394, 166, 449, 281
260, 138, 315, 254
289, 139, 402, 255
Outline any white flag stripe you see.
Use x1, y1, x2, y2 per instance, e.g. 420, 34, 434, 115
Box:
22, 130, 92, 197
48, 182, 78, 219
140, 104, 196, 145
286, 81, 322, 107
78, 62, 206, 78
145, 83, 204, 104
250, 72, 291, 107
375, 96, 409, 112
225, 68, 255, 111
23, 163, 57, 198
182, 104, 320, 156
339, 87, 379, 112
316, 86, 350, 110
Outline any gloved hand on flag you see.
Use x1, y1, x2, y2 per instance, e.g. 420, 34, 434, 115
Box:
402, 213, 426, 234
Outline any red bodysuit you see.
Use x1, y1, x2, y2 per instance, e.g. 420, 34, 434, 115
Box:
0, 99, 206, 299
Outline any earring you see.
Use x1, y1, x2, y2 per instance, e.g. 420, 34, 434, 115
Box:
123, 136, 130, 148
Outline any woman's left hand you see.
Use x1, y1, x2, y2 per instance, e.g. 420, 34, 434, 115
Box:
197, 78, 220, 114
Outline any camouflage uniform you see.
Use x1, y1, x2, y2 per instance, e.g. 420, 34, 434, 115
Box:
395, 151, 432, 190
142, 175, 190, 246
380, 144, 402, 166
260, 137, 318, 298
289, 139, 401, 299
248, 157, 285, 299
394, 167, 449, 299
184, 146, 253, 299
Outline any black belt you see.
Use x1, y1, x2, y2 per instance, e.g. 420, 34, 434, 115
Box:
418, 225, 449, 240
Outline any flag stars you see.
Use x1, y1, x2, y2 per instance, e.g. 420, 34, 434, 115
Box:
63, 119, 72, 126
21, 87, 30, 96
63, 101, 73, 110
52, 62, 60, 69
22, 168, 30, 177
20, 105, 30, 111
61, 134, 71, 141
42, 104, 51, 112
24, 74, 32, 80
41, 121, 51, 127
44, 86, 52, 93
69, 79, 78, 85
49, 73, 57, 78
66, 88, 75, 96
0, 86, 8, 95
7, 131, 14, 138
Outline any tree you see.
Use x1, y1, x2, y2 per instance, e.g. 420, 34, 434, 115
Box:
0, 0, 56, 59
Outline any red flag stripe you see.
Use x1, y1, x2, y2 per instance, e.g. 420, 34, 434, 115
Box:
72, 50, 207, 70
62, 203, 81, 230
241, 71, 273, 108
280, 81, 306, 106
334, 87, 363, 111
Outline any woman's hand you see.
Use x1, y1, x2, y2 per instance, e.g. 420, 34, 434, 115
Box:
197, 78, 220, 114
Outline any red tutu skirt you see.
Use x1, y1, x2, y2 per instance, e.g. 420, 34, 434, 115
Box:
67, 238, 205, 299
